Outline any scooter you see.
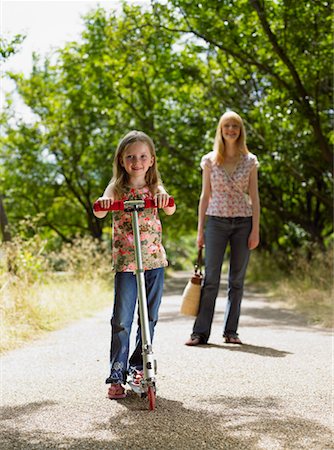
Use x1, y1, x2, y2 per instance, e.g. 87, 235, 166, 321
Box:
93, 197, 174, 411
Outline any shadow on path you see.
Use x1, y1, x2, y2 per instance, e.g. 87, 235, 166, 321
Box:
0, 401, 57, 421
203, 343, 292, 357
1, 396, 331, 450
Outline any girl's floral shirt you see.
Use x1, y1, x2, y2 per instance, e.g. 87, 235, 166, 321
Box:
112, 187, 168, 272
201, 151, 259, 218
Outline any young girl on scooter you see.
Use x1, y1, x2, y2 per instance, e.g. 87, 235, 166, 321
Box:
94, 130, 176, 399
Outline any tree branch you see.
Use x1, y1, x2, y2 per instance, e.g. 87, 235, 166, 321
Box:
249, 0, 332, 165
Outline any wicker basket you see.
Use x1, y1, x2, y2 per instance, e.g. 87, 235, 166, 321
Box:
180, 273, 202, 316
180, 249, 203, 316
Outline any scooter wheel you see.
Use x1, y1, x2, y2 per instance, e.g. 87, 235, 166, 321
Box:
147, 386, 156, 411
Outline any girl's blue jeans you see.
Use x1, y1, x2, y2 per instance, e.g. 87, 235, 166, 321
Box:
106, 267, 164, 384
192, 216, 252, 343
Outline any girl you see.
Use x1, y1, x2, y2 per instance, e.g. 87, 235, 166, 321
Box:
94, 130, 176, 399
185, 111, 260, 346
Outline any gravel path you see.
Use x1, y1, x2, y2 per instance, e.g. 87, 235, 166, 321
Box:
1, 272, 332, 449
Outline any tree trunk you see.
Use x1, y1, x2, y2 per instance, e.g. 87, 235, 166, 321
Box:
87, 210, 104, 240
0, 195, 11, 242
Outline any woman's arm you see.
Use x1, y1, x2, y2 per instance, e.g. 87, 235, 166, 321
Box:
93, 183, 115, 219
248, 166, 260, 250
197, 166, 211, 248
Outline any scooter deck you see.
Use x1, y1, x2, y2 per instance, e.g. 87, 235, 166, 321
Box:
127, 380, 147, 397
127, 375, 156, 398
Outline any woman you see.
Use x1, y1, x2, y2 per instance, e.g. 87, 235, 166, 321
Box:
186, 111, 260, 346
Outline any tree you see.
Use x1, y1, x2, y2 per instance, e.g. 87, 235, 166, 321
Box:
2, 1, 332, 260
2, 6, 209, 241
0, 34, 25, 242
152, 0, 333, 252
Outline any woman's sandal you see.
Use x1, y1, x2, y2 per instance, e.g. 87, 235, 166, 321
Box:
224, 336, 242, 344
185, 336, 204, 346
107, 383, 127, 399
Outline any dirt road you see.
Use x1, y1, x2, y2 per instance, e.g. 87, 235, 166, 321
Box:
1, 272, 332, 449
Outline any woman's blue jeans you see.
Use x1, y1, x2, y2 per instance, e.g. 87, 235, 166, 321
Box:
192, 216, 252, 343
106, 267, 164, 384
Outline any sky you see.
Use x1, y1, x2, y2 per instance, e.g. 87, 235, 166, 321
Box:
1, 0, 148, 119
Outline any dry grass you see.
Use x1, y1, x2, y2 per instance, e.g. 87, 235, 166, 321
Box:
0, 235, 113, 353
247, 247, 333, 328
279, 284, 333, 328
1, 274, 113, 353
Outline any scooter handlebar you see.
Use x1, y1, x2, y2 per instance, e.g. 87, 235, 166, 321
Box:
93, 197, 175, 212
143, 198, 175, 209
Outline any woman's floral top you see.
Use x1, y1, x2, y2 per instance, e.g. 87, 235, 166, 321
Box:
201, 151, 259, 218
112, 187, 168, 272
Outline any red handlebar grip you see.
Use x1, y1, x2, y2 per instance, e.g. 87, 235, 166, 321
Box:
144, 197, 175, 208
93, 200, 124, 212
168, 197, 175, 207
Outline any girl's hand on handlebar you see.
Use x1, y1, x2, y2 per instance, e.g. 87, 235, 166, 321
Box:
154, 193, 170, 209
97, 197, 114, 209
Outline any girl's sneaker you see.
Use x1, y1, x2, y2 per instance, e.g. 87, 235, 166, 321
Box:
130, 369, 144, 386
107, 383, 126, 399
127, 369, 145, 396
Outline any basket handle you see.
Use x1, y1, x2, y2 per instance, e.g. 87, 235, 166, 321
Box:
194, 248, 203, 275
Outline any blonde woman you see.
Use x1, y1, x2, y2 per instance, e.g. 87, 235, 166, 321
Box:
186, 111, 260, 346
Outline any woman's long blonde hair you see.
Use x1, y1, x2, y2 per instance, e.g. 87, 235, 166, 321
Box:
109, 130, 162, 199
213, 111, 248, 165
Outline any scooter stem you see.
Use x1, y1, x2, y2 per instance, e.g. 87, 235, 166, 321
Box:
131, 205, 156, 382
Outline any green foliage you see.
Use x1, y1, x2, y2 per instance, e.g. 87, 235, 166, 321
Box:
153, 0, 333, 253
1, 1, 332, 263
3, 220, 111, 281
1, 5, 210, 244
0, 34, 25, 60
164, 230, 199, 270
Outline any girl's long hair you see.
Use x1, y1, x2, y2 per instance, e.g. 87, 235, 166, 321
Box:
213, 111, 248, 165
109, 130, 162, 199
